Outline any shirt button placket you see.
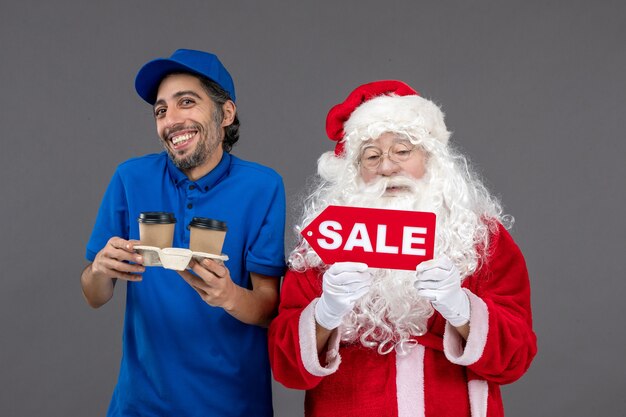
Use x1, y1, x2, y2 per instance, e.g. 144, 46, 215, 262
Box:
185, 184, 198, 245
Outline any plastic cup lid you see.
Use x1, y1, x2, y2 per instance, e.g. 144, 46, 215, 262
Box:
189, 217, 227, 231
138, 212, 177, 224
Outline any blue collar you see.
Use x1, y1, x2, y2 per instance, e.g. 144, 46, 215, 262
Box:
166, 151, 231, 192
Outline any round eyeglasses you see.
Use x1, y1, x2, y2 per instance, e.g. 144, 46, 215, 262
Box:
359, 142, 416, 171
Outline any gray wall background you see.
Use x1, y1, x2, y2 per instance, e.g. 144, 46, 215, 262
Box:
1, 1, 624, 416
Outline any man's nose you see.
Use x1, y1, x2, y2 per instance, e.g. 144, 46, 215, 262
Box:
162, 107, 184, 128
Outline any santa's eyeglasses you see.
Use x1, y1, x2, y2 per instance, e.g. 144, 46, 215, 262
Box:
358, 142, 416, 171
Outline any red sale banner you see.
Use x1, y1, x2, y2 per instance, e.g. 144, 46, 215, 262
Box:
301, 205, 436, 270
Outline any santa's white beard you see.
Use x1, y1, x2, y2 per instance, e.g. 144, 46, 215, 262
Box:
341, 267, 434, 355
348, 174, 435, 211
290, 151, 503, 354
338, 175, 436, 355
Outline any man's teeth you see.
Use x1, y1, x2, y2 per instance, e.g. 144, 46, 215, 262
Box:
171, 132, 194, 145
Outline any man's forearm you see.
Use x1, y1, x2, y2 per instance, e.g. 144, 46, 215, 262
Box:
221, 273, 279, 327
81, 263, 115, 308
223, 284, 278, 327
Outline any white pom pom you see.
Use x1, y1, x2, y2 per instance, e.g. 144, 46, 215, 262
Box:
317, 151, 346, 181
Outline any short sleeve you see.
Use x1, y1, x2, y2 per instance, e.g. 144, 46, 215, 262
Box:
245, 175, 287, 277
85, 170, 130, 261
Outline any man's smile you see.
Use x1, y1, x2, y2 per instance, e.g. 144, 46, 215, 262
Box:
168, 130, 198, 150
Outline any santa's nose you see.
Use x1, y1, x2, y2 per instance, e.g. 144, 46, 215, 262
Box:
377, 156, 401, 176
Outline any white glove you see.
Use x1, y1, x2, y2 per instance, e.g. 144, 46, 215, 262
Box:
414, 257, 470, 327
315, 262, 372, 330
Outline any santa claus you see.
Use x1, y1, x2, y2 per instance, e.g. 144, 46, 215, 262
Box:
268, 80, 536, 417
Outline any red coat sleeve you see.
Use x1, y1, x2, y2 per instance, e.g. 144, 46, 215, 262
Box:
455, 223, 537, 384
268, 267, 327, 389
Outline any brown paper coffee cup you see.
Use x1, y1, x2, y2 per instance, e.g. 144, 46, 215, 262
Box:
138, 212, 176, 248
189, 217, 227, 255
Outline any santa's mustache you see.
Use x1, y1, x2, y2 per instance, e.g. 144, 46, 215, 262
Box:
358, 176, 423, 197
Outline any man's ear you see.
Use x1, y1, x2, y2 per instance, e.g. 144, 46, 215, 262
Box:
221, 100, 236, 127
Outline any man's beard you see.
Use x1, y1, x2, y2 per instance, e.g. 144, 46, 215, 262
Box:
164, 113, 223, 171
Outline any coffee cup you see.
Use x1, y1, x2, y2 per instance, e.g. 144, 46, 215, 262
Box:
189, 217, 227, 255
138, 212, 176, 248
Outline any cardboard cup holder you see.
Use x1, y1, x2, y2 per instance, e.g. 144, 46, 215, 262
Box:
134, 245, 229, 271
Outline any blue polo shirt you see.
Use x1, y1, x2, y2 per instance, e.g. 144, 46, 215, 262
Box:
86, 151, 286, 417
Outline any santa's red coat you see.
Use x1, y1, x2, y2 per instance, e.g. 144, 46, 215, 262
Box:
269, 223, 536, 417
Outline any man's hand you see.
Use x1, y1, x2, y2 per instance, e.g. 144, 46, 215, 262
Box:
91, 237, 145, 281
179, 260, 279, 326
178, 259, 238, 309
81, 237, 144, 308
315, 262, 372, 330
414, 256, 470, 327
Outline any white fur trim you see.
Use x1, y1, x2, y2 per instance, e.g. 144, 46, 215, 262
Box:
317, 151, 344, 181
443, 289, 489, 366
298, 299, 342, 376
396, 344, 426, 417
468, 379, 489, 417
344, 95, 450, 145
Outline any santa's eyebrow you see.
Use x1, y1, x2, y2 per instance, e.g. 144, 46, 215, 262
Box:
361, 138, 412, 150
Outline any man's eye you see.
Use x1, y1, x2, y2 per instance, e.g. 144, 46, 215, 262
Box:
181, 98, 194, 105
365, 154, 381, 161
154, 108, 166, 117
395, 150, 411, 157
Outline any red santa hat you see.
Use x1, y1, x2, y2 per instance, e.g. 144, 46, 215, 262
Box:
326, 80, 450, 156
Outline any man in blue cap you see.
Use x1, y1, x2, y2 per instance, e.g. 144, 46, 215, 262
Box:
81, 49, 286, 417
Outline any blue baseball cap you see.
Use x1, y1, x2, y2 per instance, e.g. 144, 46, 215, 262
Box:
135, 49, 236, 104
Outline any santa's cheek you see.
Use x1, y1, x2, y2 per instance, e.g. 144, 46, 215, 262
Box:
359, 170, 377, 183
